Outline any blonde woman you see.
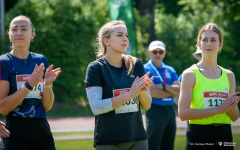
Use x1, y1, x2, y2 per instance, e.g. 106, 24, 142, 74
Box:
85, 20, 153, 150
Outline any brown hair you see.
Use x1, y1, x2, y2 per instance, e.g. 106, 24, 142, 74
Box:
9, 15, 35, 33
197, 23, 223, 45
95, 20, 137, 75
8, 15, 36, 50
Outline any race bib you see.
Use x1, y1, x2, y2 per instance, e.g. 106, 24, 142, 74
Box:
16, 75, 43, 99
203, 91, 228, 109
113, 88, 139, 114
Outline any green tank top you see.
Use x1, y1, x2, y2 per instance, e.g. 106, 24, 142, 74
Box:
189, 64, 231, 125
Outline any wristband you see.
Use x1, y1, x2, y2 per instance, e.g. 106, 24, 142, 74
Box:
162, 83, 166, 90
44, 83, 53, 88
24, 81, 33, 90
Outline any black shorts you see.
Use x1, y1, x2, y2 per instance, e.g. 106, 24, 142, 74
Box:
2, 116, 56, 150
186, 124, 233, 150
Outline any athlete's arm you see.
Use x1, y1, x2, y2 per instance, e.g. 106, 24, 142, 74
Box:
42, 64, 61, 112
139, 90, 152, 111
42, 84, 54, 112
0, 80, 30, 116
178, 68, 236, 121
226, 70, 239, 121
0, 64, 45, 116
86, 87, 113, 115
87, 80, 142, 115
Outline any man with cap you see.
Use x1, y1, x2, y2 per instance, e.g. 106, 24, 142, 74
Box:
144, 41, 180, 150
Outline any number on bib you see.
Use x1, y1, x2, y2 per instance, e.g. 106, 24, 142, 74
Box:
113, 88, 139, 114
203, 91, 228, 109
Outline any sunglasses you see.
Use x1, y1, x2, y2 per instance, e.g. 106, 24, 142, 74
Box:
152, 50, 164, 55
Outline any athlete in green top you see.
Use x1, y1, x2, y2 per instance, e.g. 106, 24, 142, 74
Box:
178, 23, 239, 150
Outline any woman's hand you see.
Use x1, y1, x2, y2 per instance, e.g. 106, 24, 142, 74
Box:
44, 64, 61, 86
128, 72, 154, 98
28, 63, 45, 87
217, 92, 239, 114
128, 76, 146, 98
141, 72, 154, 91
0, 121, 10, 138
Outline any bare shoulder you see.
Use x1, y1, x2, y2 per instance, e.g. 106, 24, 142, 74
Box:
224, 68, 235, 80
224, 68, 234, 75
182, 67, 195, 78
181, 67, 196, 87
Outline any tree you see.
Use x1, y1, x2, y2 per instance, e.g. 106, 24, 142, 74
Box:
5, 0, 19, 12
134, 0, 156, 44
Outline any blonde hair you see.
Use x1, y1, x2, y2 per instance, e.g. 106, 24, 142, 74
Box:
95, 20, 137, 75
197, 23, 223, 45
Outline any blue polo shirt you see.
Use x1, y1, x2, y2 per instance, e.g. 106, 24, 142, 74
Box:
144, 60, 178, 106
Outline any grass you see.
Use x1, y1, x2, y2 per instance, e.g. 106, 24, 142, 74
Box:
54, 134, 240, 150
53, 126, 239, 137
53, 128, 240, 150
53, 131, 94, 137
1, 133, 236, 150
55, 140, 94, 150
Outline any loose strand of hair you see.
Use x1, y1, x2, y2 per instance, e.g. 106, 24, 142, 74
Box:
123, 54, 137, 75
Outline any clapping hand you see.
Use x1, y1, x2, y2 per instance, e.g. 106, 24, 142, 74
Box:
128, 72, 154, 98
28, 63, 45, 87
141, 72, 154, 91
217, 92, 240, 114
44, 64, 61, 86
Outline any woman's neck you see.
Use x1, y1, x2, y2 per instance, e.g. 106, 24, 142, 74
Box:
198, 56, 218, 70
104, 51, 123, 68
11, 47, 29, 59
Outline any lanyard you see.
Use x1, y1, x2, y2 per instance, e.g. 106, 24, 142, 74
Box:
148, 60, 166, 83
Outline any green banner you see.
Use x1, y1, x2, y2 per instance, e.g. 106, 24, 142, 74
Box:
108, 0, 137, 57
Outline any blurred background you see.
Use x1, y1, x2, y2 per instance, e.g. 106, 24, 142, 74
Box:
2, 0, 240, 116
1, 0, 240, 149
